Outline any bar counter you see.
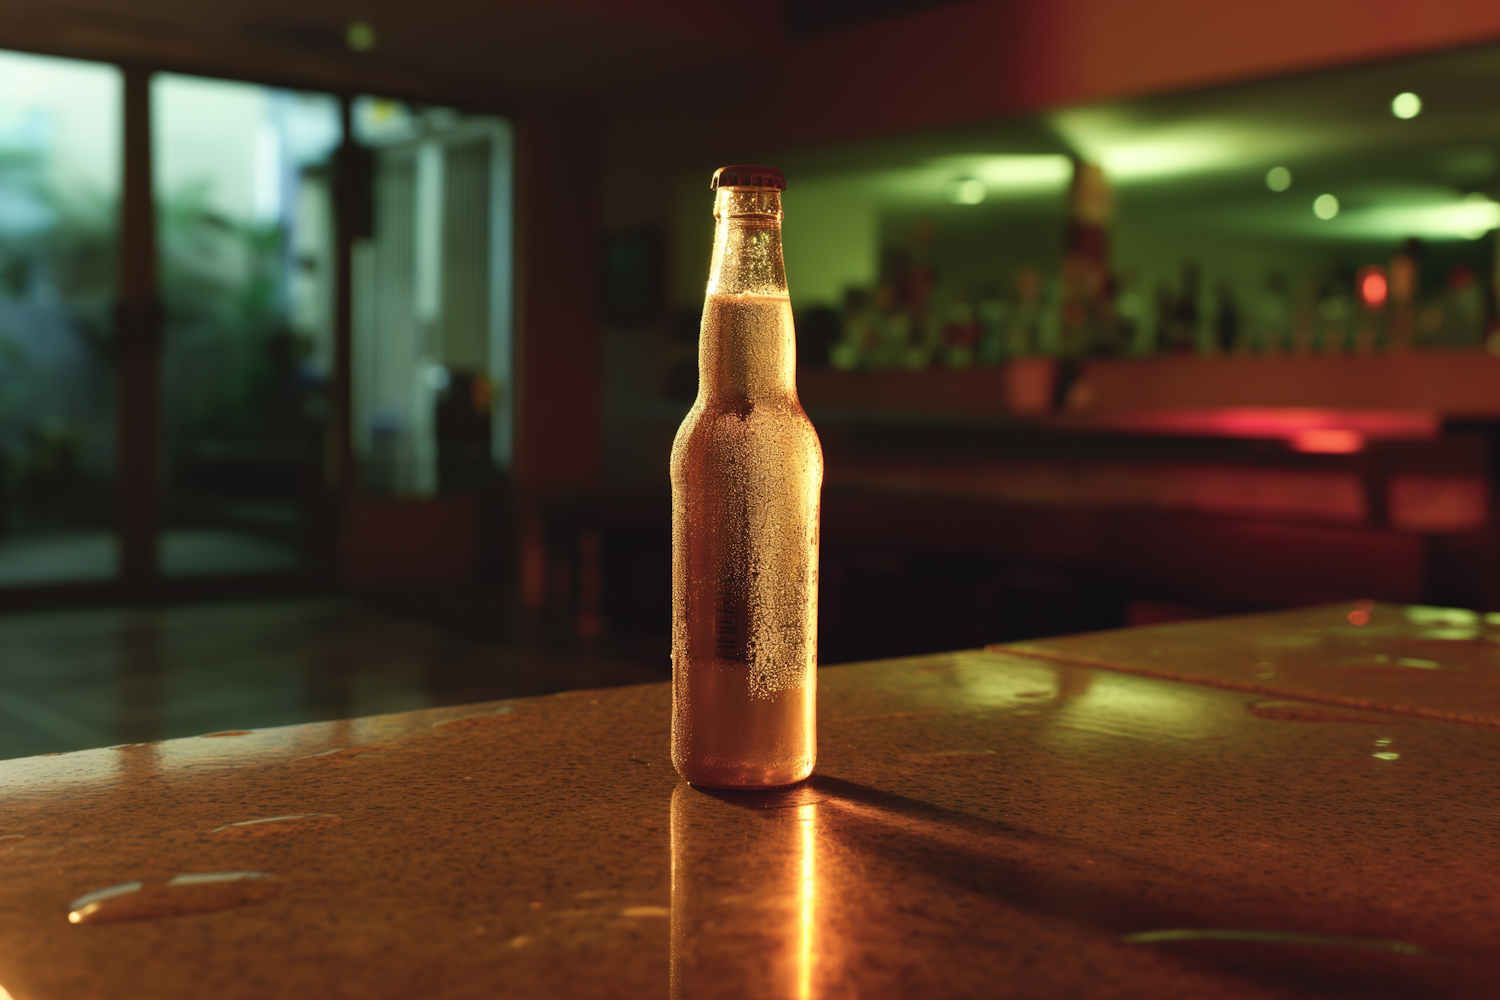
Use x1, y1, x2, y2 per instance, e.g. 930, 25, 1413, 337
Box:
2, 602, 1497, 998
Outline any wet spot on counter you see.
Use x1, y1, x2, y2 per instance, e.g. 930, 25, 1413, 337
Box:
294, 746, 392, 762
68, 872, 279, 924
1247, 701, 1398, 724
211, 814, 341, 836
432, 706, 516, 731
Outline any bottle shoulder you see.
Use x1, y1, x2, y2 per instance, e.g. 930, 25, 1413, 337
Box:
671, 397, 823, 463
674, 396, 819, 435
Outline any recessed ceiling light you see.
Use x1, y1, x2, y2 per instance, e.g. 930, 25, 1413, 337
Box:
1391, 92, 1422, 119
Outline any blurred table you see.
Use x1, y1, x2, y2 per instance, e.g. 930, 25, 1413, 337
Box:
2, 602, 1498, 998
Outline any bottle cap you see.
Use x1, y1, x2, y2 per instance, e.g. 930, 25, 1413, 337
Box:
711, 165, 785, 191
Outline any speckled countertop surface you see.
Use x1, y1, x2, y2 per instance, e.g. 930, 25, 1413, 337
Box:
4, 605, 1500, 998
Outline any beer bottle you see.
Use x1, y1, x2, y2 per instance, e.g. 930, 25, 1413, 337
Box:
670, 165, 823, 789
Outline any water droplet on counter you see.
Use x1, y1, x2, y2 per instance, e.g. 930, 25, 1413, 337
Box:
294, 746, 389, 762
211, 814, 340, 836
1247, 702, 1395, 724
1122, 928, 1423, 955
68, 872, 279, 924
620, 906, 670, 918
200, 730, 252, 738
432, 706, 516, 731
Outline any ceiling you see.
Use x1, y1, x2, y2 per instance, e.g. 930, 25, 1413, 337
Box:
0, 0, 964, 102
773, 40, 1500, 245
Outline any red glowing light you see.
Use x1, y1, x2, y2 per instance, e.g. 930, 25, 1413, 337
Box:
1347, 610, 1371, 625
1103, 408, 1436, 443
1292, 428, 1365, 454
1358, 266, 1389, 309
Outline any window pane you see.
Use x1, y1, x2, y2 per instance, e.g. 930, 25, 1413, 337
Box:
0, 51, 120, 585
153, 74, 340, 576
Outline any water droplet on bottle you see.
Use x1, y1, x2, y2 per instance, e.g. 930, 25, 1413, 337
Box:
68, 872, 279, 924
211, 814, 341, 837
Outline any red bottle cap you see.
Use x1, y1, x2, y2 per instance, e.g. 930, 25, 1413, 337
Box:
710, 165, 786, 191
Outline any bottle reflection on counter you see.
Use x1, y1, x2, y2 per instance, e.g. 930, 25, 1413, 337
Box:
670, 784, 819, 1000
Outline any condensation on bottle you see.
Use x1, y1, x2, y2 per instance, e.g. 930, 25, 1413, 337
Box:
670, 165, 823, 789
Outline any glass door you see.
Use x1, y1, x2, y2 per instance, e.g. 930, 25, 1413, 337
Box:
152, 74, 341, 577
0, 52, 122, 586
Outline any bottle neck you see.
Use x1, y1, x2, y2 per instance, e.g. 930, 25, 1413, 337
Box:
706, 189, 787, 297
700, 188, 795, 403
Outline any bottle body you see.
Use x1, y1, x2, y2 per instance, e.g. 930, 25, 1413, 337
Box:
671, 176, 822, 789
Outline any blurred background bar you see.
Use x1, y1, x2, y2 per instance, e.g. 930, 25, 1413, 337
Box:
5, 0, 1500, 755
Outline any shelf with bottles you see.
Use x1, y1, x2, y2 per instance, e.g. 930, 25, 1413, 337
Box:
805, 236, 1499, 373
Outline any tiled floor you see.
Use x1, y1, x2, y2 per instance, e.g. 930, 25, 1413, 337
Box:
0, 589, 667, 761
0, 528, 301, 585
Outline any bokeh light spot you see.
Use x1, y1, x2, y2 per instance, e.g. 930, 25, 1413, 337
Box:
943, 177, 987, 205
346, 22, 376, 52
1358, 266, 1388, 308
1391, 92, 1422, 119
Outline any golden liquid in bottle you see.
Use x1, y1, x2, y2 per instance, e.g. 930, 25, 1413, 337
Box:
670, 291, 822, 789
